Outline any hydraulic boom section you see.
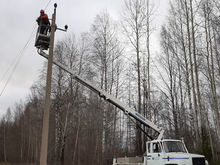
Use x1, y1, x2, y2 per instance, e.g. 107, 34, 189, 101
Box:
38, 49, 164, 140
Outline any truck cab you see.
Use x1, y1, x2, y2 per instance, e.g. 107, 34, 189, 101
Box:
146, 139, 208, 165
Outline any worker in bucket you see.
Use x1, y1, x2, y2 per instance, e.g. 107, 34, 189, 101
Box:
36, 9, 50, 35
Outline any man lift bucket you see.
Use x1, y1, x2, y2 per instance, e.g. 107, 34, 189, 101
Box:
35, 9, 51, 50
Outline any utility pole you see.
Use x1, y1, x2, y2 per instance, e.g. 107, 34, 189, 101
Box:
40, 3, 57, 165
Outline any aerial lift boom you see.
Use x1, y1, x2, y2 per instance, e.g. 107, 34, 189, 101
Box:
38, 49, 164, 140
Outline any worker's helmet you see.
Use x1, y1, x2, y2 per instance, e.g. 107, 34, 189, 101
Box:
40, 9, 44, 14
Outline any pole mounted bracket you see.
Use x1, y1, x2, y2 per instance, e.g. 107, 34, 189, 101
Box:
56, 25, 68, 32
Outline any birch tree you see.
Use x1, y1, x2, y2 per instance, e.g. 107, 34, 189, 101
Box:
122, 0, 153, 154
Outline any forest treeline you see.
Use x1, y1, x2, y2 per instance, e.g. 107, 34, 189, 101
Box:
0, 0, 220, 165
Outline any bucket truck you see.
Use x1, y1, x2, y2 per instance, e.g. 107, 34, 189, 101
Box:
37, 48, 208, 165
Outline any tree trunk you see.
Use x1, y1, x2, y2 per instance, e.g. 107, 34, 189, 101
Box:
184, 0, 200, 143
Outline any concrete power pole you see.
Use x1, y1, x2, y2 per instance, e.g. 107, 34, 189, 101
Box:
40, 4, 57, 165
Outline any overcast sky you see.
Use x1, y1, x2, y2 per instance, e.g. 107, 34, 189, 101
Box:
0, 0, 169, 117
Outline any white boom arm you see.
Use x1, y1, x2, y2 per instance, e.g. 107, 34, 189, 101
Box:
39, 50, 164, 140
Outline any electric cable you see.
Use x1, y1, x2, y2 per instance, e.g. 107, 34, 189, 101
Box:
0, 0, 53, 97
44, 0, 53, 10
0, 25, 37, 96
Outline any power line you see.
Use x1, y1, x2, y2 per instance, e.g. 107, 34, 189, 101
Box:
0, 53, 20, 85
0, 25, 37, 97
0, 0, 53, 97
44, 0, 53, 10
